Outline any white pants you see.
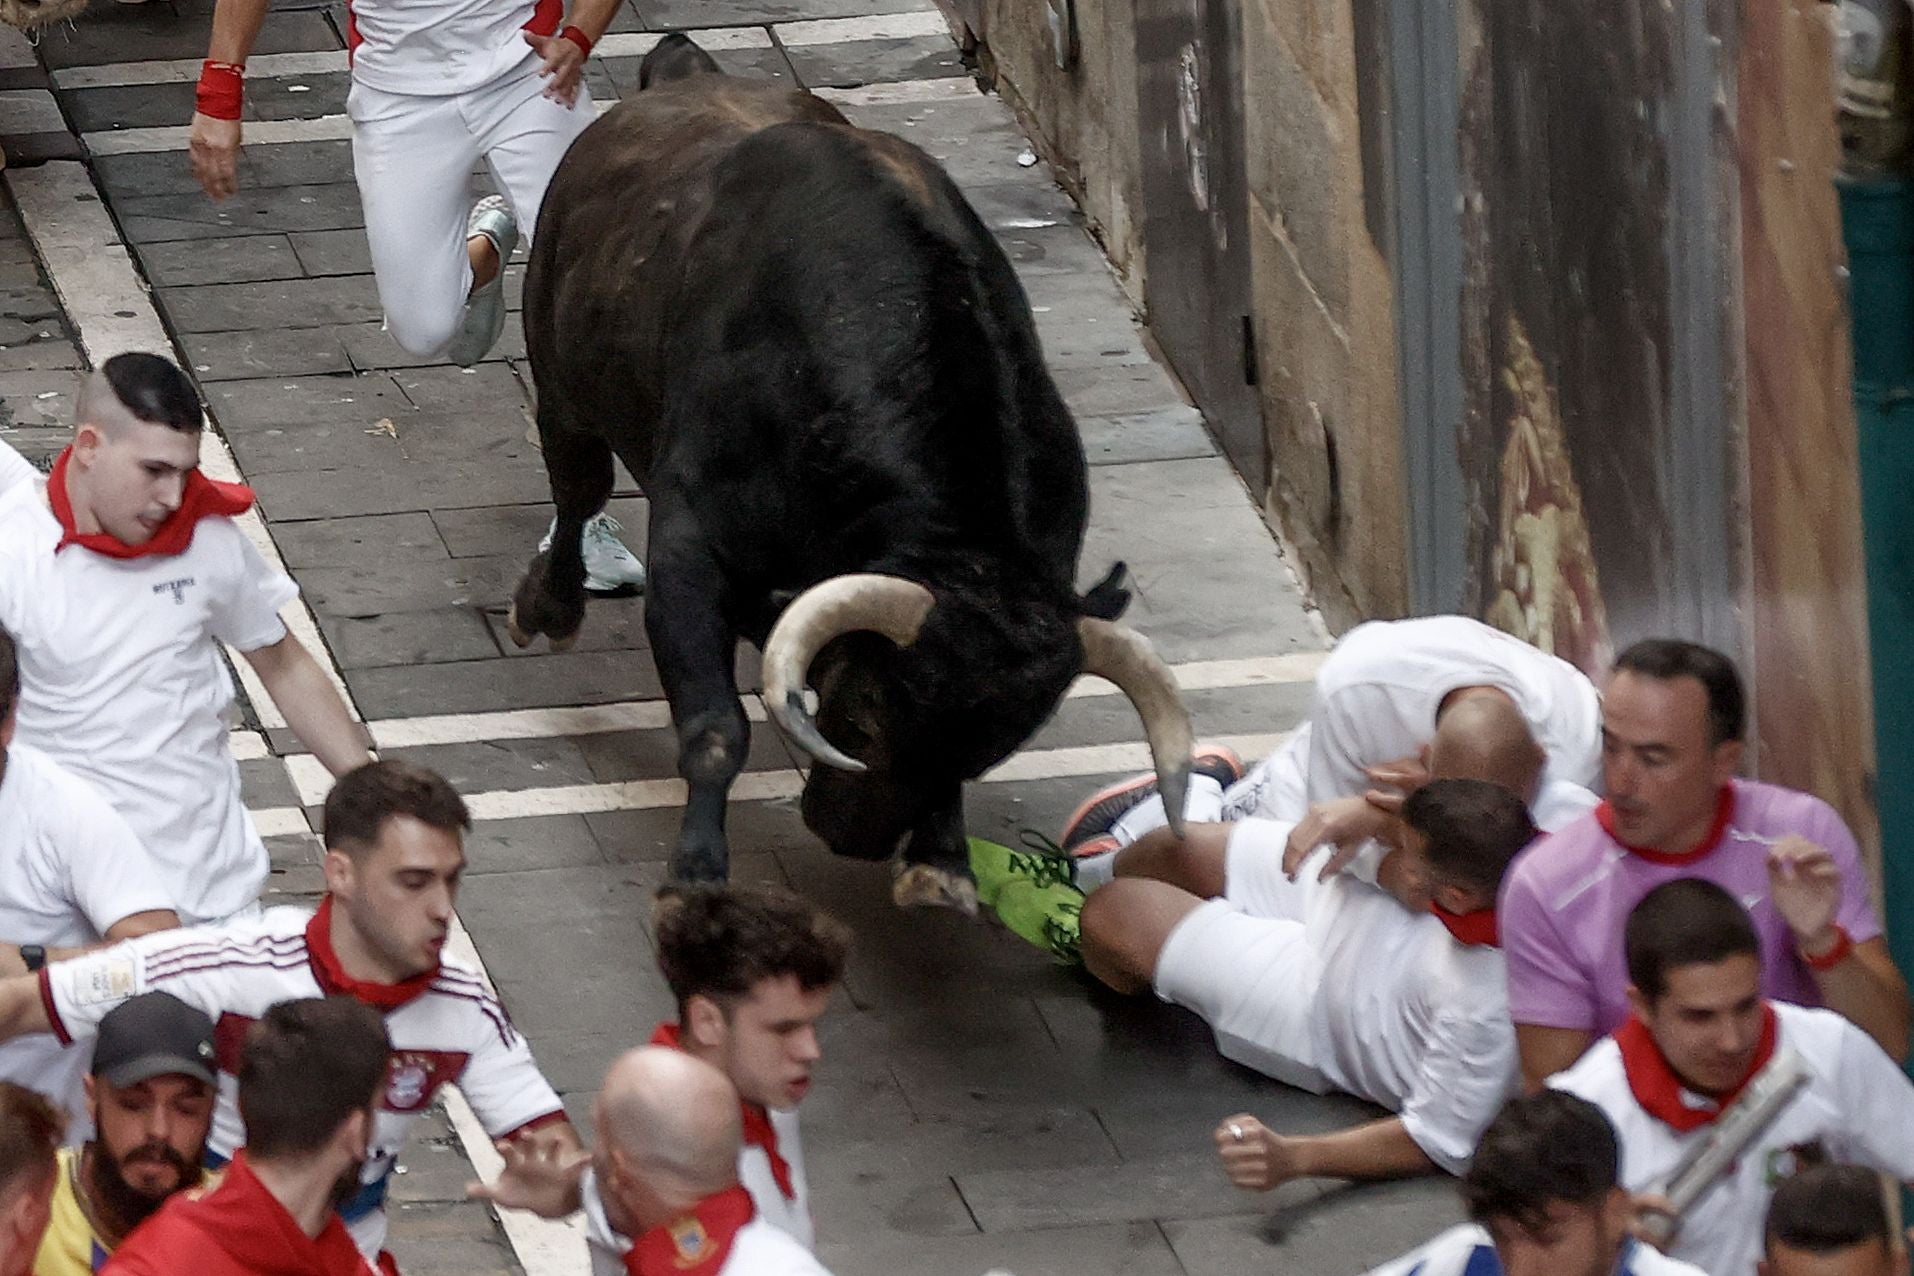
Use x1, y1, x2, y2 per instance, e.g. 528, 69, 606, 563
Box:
348, 62, 594, 357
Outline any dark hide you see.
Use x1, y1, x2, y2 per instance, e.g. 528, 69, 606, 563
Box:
512, 52, 1119, 895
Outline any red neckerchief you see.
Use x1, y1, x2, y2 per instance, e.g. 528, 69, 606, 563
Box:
48, 445, 253, 560
1613, 1003, 1779, 1132
305, 897, 439, 1011
129, 1151, 370, 1276
624, 1185, 754, 1276
1595, 784, 1736, 866
1428, 903, 1499, 947
649, 1022, 797, 1200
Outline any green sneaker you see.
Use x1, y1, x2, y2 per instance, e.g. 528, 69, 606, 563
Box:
968, 834, 1085, 965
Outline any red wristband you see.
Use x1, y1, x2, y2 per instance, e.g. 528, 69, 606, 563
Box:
196, 59, 244, 121
560, 24, 592, 55
1801, 923, 1853, 972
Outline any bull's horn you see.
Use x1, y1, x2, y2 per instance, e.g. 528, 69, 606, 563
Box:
1077, 618, 1195, 837
762, 573, 936, 772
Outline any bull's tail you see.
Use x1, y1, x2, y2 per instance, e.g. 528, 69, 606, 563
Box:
639, 33, 723, 89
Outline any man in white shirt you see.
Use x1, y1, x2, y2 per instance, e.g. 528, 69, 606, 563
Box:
1365, 1090, 1709, 1276
1760, 1166, 1906, 1276
586, 1047, 832, 1276
186, 0, 645, 593
0, 624, 179, 1133
0, 759, 583, 1264
475, 885, 850, 1250
1549, 879, 1914, 1276
1083, 779, 1536, 1184
1065, 615, 1601, 891
0, 441, 34, 498
0, 353, 371, 925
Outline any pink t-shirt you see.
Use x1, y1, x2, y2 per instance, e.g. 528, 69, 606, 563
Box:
1499, 778, 1881, 1034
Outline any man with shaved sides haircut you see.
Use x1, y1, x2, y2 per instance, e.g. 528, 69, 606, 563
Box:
0, 352, 370, 924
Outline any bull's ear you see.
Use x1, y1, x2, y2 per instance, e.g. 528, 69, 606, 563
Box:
1079, 561, 1131, 620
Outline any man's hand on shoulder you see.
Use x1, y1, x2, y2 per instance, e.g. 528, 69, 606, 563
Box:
189, 113, 242, 200
1283, 796, 1392, 882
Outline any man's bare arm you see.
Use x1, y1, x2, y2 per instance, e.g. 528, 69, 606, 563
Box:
1812, 937, 1911, 1063
0, 909, 178, 978
1214, 1114, 1437, 1192
189, 0, 273, 199
241, 635, 373, 779
0, 973, 54, 1040
1517, 1023, 1593, 1091
488, 1120, 587, 1215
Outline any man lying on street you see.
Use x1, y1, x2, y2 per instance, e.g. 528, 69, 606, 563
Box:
1088, 779, 1537, 1186
0, 760, 580, 1265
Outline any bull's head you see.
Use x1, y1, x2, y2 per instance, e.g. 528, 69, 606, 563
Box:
760, 571, 1194, 861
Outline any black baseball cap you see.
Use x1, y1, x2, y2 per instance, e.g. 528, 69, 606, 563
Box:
90, 992, 217, 1088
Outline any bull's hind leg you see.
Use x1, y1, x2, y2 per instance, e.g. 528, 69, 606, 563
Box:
645, 527, 748, 883
894, 790, 978, 915
508, 423, 613, 652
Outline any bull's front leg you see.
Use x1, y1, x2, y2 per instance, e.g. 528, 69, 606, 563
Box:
644, 530, 748, 884
508, 423, 613, 652
894, 787, 978, 915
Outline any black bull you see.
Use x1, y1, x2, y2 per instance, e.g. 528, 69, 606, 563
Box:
507, 38, 1193, 909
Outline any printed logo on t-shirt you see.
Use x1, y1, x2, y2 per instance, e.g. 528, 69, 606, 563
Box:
151, 577, 196, 605
380, 1049, 471, 1113
1763, 1140, 1829, 1186
71, 959, 138, 1007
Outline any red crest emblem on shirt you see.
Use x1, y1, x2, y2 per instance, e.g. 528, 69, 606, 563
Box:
380, 1050, 470, 1113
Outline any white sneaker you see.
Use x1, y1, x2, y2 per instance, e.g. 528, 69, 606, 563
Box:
540, 512, 647, 595
446, 196, 518, 368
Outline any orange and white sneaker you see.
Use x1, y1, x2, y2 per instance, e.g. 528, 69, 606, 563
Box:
1057, 744, 1244, 850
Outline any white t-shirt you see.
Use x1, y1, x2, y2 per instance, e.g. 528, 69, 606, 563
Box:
345, 0, 549, 96
0, 481, 298, 924
0, 743, 175, 1132
1367, 1223, 1710, 1276
1229, 822, 1520, 1171
584, 1106, 814, 1263
1531, 779, 1600, 832
0, 440, 35, 496
39, 905, 566, 1257
1550, 1001, 1914, 1276
1305, 616, 1604, 806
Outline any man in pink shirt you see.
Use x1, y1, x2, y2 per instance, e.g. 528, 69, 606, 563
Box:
1499, 638, 1908, 1087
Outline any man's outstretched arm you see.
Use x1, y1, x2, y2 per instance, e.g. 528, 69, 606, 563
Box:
242, 634, 373, 778
190, 0, 273, 199
1213, 1114, 1437, 1192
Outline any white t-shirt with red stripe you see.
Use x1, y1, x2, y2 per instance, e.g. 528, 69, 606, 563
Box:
0, 742, 175, 1133
344, 0, 562, 95
37, 902, 565, 1258
0, 481, 298, 925
1549, 1001, 1914, 1276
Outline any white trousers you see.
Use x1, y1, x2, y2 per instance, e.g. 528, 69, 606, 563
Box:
347, 62, 594, 356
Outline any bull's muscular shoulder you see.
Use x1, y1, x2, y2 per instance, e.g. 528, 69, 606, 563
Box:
587, 79, 847, 164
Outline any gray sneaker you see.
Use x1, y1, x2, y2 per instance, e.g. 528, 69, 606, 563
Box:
445, 195, 518, 368
539, 512, 647, 595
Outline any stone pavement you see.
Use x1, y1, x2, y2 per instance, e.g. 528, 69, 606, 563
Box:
2, 3, 1464, 1273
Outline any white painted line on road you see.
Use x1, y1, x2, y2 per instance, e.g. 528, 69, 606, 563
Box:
284, 753, 334, 808
440, 918, 591, 1268
359, 653, 1321, 751
251, 806, 313, 837
235, 728, 1293, 828
774, 11, 950, 44
229, 730, 270, 761
595, 26, 773, 57
54, 50, 349, 89
815, 76, 978, 106
7, 161, 361, 729
83, 113, 355, 156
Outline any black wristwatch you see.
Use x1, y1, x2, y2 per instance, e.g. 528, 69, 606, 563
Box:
19, 945, 45, 973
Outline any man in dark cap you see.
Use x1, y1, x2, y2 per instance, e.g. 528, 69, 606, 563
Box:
34, 992, 217, 1276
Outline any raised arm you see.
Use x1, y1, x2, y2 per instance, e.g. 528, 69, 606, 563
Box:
1770, 835, 1911, 1062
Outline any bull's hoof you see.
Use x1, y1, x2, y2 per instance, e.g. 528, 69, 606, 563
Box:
892, 863, 979, 915
505, 603, 536, 649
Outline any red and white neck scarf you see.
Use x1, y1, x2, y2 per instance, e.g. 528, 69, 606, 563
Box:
649, 1022, 797, 1200
1613, 1002, 1779, 1132
48, 444, 253, 560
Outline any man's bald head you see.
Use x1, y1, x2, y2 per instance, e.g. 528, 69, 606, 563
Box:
597, 1046, 741, 1215
1430, 687, 1546, 802
75, 354, 202, 440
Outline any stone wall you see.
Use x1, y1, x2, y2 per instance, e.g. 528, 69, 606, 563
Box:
1239, 0, 1408, 628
